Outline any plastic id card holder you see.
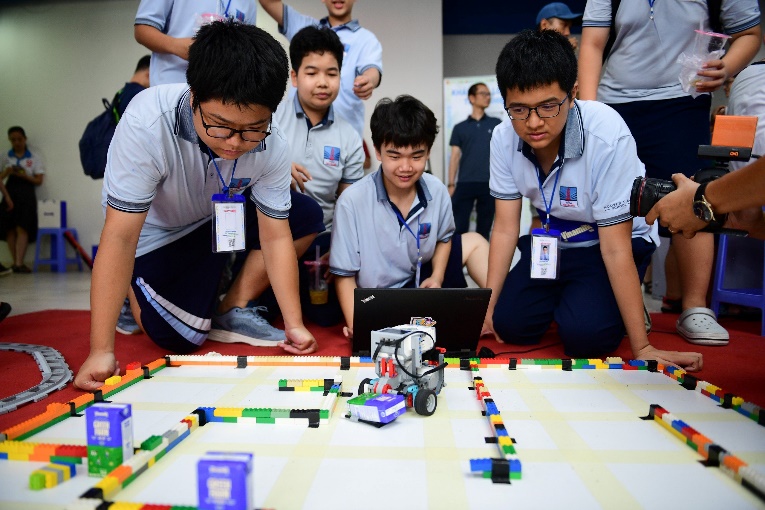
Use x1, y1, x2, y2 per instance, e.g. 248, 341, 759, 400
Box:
530, 228, 561, 280
212, 193, 246, 253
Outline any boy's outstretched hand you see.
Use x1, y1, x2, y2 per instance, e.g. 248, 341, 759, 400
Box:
279, 326, 318, 354
634, 344, 703, 372
74, 352, 120, 391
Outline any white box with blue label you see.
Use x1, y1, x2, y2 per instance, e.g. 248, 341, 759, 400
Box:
198, 452, 253, 510
85, 403, 133, 476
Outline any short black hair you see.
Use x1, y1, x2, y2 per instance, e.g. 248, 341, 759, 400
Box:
495, 29, 577, 103
371, 95, 439, 152
8, 126, 25, 138
468, 82, 487, 97
187, 20, 289, 112
135, 55, 151, 72
290, 26, 344, 72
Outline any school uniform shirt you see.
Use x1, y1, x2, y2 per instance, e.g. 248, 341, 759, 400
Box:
103, 83, 292, 257
582, 0, 760, 103
489, 99, 657, 246
727, 61, 765, 172
449, 114, 502, 183
274, 95, 364, 230
135, 0, 258, 86
330, 170, 455, 289
280, 4, 383, 137
2, 148, 44, 178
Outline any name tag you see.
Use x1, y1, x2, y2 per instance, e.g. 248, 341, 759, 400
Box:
211, 193, 246, 253
530, 228, 560, 280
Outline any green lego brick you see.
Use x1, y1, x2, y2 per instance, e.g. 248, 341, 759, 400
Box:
155, 450, 167, 462
310, 386, 323, 391
29, 472, 46, 490
501, 445, 516, 455
50, 455, 83, 465
141, 435, 163, 451
319, 409, 329, 419
221, 417, 238, 423
271, 409, 290, 419
242, 408, 272, 418
278, 379, 287, 387
510, 471, 522, 480
256, 417, 275, 424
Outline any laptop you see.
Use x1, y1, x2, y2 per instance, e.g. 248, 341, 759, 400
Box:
352, 288, 491, 357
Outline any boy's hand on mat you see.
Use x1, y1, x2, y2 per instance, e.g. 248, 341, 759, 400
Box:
279, 327, 318, 355
635, 345, 703, 372
74, 352, 120, 390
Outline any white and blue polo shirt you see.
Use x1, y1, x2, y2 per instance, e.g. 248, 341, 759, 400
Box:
330, 170, 454, 288
2, 148, 44, 178
103, 83, 292, 257
727, 61, 765, 172
280, 4, 383, 136
135, 0, 258, 86
274, 94, 364, 230
582, 0, 761, 103
490, 100, 657, 246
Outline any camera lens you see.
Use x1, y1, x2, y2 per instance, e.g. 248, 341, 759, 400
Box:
630, 177, 677, 217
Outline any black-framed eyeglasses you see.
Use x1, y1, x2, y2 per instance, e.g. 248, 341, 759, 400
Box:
198, 104, 271, 143
505, 94, 569, 121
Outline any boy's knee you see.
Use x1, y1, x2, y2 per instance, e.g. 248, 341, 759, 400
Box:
492, 311, 542, 346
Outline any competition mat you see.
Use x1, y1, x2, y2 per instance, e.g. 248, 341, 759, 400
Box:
1, 354, 764, 510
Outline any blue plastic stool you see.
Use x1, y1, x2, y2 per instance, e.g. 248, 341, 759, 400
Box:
710, 234, 765, 336
33, 228, 84, 273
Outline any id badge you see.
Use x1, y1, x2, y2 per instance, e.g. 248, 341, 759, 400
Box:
530, 228, 561, 280
212, 193, 246, 253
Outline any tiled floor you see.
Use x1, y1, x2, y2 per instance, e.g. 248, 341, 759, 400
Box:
0, 270, 664, 319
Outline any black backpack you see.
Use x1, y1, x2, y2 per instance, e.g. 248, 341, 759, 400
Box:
79, 90, 122, 180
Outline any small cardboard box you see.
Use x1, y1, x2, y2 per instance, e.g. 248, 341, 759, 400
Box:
85, 403, 133, 477
198, 452, 253, 510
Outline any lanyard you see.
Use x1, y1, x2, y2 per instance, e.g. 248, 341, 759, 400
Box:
647, 0, 656, 18
221, 0, 233, 17
207, 148, 238, 197
393, 208, 422, 288
537, 161, 563, 232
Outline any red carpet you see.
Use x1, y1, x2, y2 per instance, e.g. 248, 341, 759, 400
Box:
1, 310, 764, 431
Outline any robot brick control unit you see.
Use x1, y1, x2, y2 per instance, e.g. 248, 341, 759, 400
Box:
358, 320, 447, 416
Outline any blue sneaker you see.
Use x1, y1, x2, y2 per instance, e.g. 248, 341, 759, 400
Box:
116, 299, 141, 335
208, 306, 286, 346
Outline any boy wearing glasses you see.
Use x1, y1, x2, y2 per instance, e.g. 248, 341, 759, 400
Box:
330, 95, 489, 340
485, 30, 703, 371
447, 82, 501, 240
74, 21, 324, 391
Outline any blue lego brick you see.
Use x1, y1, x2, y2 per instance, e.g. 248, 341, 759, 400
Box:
509, 459, 522, 472
581, 364, 596, 369
671, 420, 689, 433
0, 452, 7, 460
629, 360, 647, 367
485, 402, 499, 415
470, 458, 492, 472
165, 429, 190, 454
495, 428, 509, 437
359, 356, 373, 363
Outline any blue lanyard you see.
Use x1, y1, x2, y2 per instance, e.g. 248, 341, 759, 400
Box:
393, 208, 422, 288
537, 161, 562, 232
222, 0, 233, 17
207, 148, 238, 197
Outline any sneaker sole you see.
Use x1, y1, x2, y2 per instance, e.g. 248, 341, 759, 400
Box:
116, 326, 141, 335
207, 328, 284, 346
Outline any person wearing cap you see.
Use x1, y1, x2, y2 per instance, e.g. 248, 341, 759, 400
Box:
536, 2, 582, 51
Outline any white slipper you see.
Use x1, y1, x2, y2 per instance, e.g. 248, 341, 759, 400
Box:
676, 307, 729, 346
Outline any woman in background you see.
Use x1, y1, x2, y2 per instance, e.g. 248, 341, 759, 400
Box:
1, 126, 44, 273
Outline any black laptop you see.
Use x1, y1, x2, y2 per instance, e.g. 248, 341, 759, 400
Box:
352, 288, 491, 357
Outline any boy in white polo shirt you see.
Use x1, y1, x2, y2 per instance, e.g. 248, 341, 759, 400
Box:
330, 95, 489, 339
486, 30, 702, 371
74, 21, 324, 391
274, 26, 363, 326
259, 0, 382, 138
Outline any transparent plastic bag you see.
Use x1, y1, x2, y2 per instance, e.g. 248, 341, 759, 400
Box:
677, 30, 730, 97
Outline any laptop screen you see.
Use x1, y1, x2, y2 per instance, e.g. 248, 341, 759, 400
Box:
352, 288, 491, 356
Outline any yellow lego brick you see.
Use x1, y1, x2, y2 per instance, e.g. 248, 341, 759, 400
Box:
108, 503, 145, 510
498, 436, 514, 447
47, 463, 72, 481
732, 396, 744, 407
294, 386, 311, 392
489, 415, 503, 424
148, 457, 155, 468
95, 476, 121, 499
103, 375, 122, 386
213, 407, 243, 418
7, 452, 31, 461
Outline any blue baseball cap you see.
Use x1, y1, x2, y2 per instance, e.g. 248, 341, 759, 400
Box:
536, 2, 583, 26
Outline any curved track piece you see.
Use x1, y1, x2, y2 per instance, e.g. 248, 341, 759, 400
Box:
0, 343, 73, 415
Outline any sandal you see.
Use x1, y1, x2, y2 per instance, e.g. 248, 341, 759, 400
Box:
676, 307, 729, 346
661, 297, 682, 314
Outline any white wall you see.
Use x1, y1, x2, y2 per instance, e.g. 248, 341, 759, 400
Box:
0, 0, 443, 265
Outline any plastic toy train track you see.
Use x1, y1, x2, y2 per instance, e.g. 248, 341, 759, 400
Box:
0, 343, 73, 415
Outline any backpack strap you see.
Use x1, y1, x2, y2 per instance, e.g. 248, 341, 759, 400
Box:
602, 0, 621, 63
102, 89, 124, 125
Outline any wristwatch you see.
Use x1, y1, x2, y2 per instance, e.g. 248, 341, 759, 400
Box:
692, 182, 718, 223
